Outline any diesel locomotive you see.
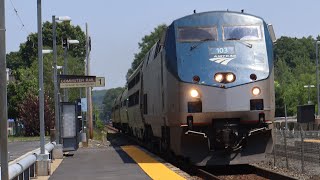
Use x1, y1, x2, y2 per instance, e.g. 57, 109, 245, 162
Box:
112, 10, 276, 166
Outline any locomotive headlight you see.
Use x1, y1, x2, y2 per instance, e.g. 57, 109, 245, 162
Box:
190, 89, 199, 98
226, 73, 235, 82
214, 73, 224, 83
252, 87, 261, 96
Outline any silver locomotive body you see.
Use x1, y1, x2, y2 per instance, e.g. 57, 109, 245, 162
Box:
112, 11, 276, 166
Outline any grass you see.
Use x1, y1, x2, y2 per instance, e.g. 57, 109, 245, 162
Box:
8, 136, 50, 143
93, 128, 107, 142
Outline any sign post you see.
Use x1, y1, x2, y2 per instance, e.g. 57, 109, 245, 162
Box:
59, 75, 96, 89
58, 75, 105, 145
95, 77, 105, 87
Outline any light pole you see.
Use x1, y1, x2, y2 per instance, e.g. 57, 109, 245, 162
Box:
37, 0, 50, 176
37, 0, 45, 156
63, 39, 79, 102
52, 15, 71, 144
304, 84, 315, 104
0, 0, 9, 179
316, 41, 320, 116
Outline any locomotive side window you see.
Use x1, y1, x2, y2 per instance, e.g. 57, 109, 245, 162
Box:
223, 25, 261, 41
128, 91, 139, 107
135, 72, 140, 84
128, 72, 141, 90
143, 94, 148, 114
147, 44, 157, 65
154, 40, 161, 59
178, 27, 218, 42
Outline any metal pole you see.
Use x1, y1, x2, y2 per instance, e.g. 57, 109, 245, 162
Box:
63, 47, 68, 102
283, 129, 289, 169
300, 126, 305, 172
0, 0, 9, 178
52, 15, 60, 144
317, 42, 320, 117
37, 0, 45, 155
273, 128, 277, 168
85, 23, 93, 139
285, 104, 288, 130
308, 85, 311, 103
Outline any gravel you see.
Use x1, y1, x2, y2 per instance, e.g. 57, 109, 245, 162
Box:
253, 154, 320, 180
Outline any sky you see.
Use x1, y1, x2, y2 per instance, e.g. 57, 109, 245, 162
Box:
5, 0, 319, 90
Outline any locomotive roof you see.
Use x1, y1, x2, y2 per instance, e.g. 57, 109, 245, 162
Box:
173, 10, 264, 23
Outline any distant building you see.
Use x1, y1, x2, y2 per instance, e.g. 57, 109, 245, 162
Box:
6, 68, 14, 84
8, 119, 15, 136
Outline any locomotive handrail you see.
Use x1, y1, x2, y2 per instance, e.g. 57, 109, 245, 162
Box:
185, 130, 208, 138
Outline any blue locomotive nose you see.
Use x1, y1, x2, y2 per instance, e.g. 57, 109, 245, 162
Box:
175, 42, 270, 88
164, 12, 274, 88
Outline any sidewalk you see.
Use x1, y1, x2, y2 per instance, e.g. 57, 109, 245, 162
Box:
49, 143, 150, 180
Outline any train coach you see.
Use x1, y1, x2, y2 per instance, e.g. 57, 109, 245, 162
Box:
112, 10, 276, 166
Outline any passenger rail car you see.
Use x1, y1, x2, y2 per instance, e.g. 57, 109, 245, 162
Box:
112, 11, 276, 166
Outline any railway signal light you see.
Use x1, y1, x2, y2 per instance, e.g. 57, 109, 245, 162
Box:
62, 38, 68, 49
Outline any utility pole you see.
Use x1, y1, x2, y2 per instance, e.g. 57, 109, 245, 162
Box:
85, 23, 93, 139
37, 0, 50, 175
0, 0, 9, 179
316, 41, 320, 117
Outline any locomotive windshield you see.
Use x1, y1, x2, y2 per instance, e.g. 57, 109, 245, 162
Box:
223, 25, 261, 41
178, 27, 218, 42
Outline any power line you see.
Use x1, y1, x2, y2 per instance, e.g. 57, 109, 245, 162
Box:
8, 0, 30, 35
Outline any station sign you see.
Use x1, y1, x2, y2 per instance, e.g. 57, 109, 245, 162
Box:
59, 75, 96, 88
95, 77, 105, 87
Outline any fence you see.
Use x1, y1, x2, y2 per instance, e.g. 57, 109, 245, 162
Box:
0, 142, 55, 180
272, 126, 320, 177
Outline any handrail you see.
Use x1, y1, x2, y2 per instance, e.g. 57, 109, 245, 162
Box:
0, 142, 56, 180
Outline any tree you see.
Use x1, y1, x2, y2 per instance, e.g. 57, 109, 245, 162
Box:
101, 87, 125, 120
126, 24, 167, 79
7, 21, 86, 121
274, 36, 317, 116
18, 92, 54, 136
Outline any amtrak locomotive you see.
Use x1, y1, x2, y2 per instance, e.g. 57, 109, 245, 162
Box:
112, 11, 276, 166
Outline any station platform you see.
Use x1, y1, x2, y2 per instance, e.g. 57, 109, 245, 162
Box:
49, 135, 188, 180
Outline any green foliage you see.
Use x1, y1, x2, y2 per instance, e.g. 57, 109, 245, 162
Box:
7, 21, 86, 122
93, 105, 105, 130
93, 90, 107, 108
96, 119, 104, 130
126, 24, 167, 79
274, 36, 317, 116
101, 87, 125, 120
18, 93, 54, 136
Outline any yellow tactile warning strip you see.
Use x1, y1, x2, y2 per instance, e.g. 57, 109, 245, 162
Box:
121, 145, 186, 180
304, 139, 320, 143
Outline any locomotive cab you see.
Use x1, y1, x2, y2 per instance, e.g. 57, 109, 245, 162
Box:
163, 11, 275, 165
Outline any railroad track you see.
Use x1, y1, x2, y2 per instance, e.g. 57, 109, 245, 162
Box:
105, 125, 118, 133
196, 164, 297, 180
106, 125, 297, 180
